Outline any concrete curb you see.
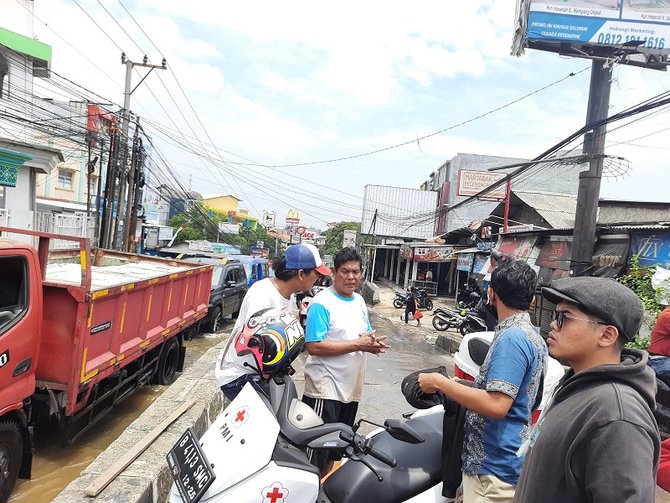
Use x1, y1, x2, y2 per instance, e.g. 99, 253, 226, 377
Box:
435, 332, 462, 355
53, 341, 227, 503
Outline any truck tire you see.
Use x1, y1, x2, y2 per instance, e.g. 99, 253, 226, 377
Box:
208, 305, 223, 333
154, 338, 180, 385
0, 420, 22, 503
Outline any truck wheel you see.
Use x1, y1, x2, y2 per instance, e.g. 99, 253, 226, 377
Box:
155, 338, 180, 385
208, 306, 223, 333
393, 298, 404, 309
0, 420, 22, 503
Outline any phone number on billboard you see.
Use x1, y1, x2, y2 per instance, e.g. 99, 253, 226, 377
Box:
597, 33, 665, 50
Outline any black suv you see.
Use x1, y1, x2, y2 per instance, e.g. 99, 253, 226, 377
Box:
186, 258, 248, 332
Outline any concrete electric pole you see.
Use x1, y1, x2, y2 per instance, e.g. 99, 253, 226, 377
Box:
114, 53, 166, 250
570, 60, 613, 277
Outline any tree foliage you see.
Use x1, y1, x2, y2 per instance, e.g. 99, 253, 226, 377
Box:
167, 203, 279, 254
320, 221, 361, 256
618, 254, 666, 350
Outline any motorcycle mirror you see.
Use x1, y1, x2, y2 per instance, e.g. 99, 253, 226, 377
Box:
383, 419, 425, 444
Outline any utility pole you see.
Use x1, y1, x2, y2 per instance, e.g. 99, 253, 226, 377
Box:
570, 60, 612, 277
115, 53, 166, 250
123, 116, 140, 251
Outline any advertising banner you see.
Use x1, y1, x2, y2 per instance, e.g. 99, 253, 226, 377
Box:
343, 229, 357, 248
519, 0, 670, 52
498, 235, 537, 262
457, 253, 474, 272
536, 236, 573, 271
414, 246, 454, 262
400, 244, 413, 259
629, 232, 670, 268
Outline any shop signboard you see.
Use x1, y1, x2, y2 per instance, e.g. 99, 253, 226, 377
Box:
629, 232, 670, 269
414, 246, 453, 262
457, 170, 506, 199
457, 253, 474, 272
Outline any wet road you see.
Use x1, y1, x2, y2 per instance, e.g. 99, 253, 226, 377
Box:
9, 322, 234, 503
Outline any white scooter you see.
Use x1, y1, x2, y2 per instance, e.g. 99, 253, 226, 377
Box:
166, 372, 451, 503
453, 331, 565, 420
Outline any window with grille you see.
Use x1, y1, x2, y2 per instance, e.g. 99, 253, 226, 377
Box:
57, 170, 73, 189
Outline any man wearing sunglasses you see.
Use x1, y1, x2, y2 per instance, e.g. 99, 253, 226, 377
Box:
514, 277, 660, 503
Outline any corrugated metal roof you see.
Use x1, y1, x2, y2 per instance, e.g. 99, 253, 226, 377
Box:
514, 190, 577, 229
362, 185, 439, 240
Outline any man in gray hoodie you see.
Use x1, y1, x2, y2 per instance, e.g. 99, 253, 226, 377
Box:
514, 277, 660, 503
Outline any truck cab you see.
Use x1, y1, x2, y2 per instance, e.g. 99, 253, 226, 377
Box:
0, 241, 42, 501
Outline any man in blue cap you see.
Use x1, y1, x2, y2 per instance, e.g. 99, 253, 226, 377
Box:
215, 243, 331, 400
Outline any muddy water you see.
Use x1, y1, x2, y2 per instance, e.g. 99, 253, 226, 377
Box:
10, 329, 229, 503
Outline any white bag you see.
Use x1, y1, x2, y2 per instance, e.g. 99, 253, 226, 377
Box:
652, 266, 670, 306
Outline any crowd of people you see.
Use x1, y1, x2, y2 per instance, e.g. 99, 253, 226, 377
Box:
213, 243, 666, 501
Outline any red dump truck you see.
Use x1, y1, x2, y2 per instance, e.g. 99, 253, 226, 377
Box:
0, 227, 213, 502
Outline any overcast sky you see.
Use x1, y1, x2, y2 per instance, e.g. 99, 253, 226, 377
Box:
25, 0, 670, 229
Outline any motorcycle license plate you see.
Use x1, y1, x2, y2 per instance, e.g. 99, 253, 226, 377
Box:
167, 428, 216, 503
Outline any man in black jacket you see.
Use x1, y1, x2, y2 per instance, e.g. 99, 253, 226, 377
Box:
514, 277, 660, 503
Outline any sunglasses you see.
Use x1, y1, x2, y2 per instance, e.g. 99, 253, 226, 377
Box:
553, 311, 608, 330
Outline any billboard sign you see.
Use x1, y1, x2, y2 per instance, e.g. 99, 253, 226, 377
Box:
262, 211, 276, 228
286, 208, 300, 224
457, 170, 507, 199
629, 232, 670, 268
514, 0, 670, 60
343, 229, 357, 248
218, 222, 240, 235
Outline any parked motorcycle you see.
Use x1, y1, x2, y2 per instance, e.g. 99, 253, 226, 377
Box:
456, 280, 481, 306
393, 289, 434, 310
457, 311, 488, 336
296, 285, 329, 328
167, 371, 451, 502
431, 307, 464, 332
453, 330, 565, 422
393, 290, 409, 309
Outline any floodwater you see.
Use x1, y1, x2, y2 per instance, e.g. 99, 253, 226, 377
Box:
9, 329, 229, 503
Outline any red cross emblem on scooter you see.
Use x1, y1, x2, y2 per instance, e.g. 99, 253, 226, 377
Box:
262, 482, 289, 503
233, 405, 249, 427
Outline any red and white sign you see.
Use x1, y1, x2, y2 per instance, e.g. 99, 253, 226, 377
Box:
297, 226, 306, 236
262, 482, 289, 503
233, 405, 249, 427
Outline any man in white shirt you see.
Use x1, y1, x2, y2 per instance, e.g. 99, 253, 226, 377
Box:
302, 247, 389, 473
215, 243, 330, 400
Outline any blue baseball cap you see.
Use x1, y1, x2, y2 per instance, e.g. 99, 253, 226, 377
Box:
284, 243, 331, 276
